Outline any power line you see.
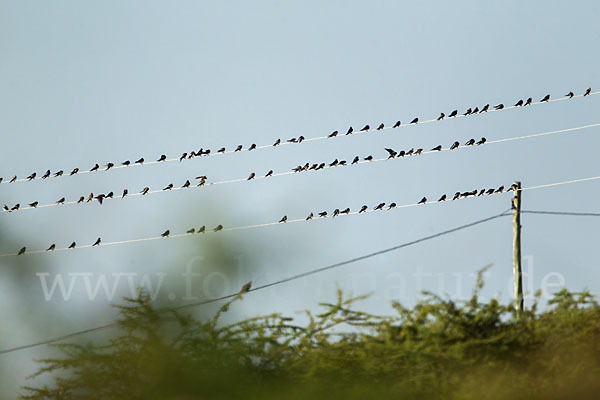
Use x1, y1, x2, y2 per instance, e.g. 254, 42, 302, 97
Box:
2, 174, 600, 257
0, 209, 511, 356
1, 90, 597, 187
3, 122, 599, 216
521, 210, 600, 217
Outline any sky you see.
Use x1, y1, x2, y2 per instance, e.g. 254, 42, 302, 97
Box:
0, 0, 599, 397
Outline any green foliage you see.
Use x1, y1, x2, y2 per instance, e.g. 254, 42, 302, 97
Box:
21, 281, 600, 400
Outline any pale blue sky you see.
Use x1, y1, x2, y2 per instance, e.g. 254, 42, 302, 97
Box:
1, 1, 599, 397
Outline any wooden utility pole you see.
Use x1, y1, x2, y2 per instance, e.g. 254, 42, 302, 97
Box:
512, 181, 524, 316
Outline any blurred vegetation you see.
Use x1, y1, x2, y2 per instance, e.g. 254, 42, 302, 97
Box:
21, 270, 600, 400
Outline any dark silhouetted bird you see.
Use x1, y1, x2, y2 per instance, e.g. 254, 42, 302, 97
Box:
359, 205, 368, 213
514, 99, 523, 107
247, 172, 255, 180
95, 194, 105, 204
328, 131, 338, 137
418, 197, 427, 204
565, 91, 574, 99
106, 192, 114, 199
287, 137, 298, 143
179, 153, 187, 161
213, 224, 223, 232
27, 172, 36, 181
46, 244, 55, 252
540, 94, 550, 102
329, 159, 338, 167
122, 189, 128, 198
472, 107, 479, 113
198, 226, 206, 233
11, 204, 19, 211
449, 110, 458, 118
92, 238, 101, 246
106, 163, 114, 170
495, 186, 504, 193
187, 228, 195, 234
309, 164, 317, 170
182, 180, 190, 188
438, 112, 445, 120
240, 281, 252, 294
478, 189, 486, 196
90, 164, 100, 172
388, 203, 397, 209
135, 158, 144, 164
163, 184, 173, 190
524, 97, 532, 106
450, 141, 459, 150
494, 104, 504, 110
393, 121, 401, 128
332, 209, 340, 217
485, 188, 495, 195
141, 187, 149, 195
18, 247, 26, 256
438, 194, 447, 202
86, 193, 94, 202
265, 170, 273, 177
2, 205, 8, 212
70, 168, 79, 175
273, 138, 281, 146
465, 138, 475, 146
291, 165, 302, 173
68, 242, 76, 249
77, 196, 84, 203
360, 125, 370, 132
584, 88, 591, 96
452, 192, 461, 200
338, 160, 347, 166
317, 163, 326, 170
352, 156, 360, 164
56, 197, 65, 205
306, 212, 313, 220
218, 147, 226, 153
157, 155, 166, 162
374, 203, 385, 211
122, 160, 131, 166
385, 148, 397, 158
42, 170, 51, 179
480, 104, 489, 112
248, 144, 257, 150
188, 151, 196, 158
298, 136, 305, 143
377, 123, 384, 130
235, 145, 243, 152
414, 148, 423, 155
364, 155, 373, 161
161, 230, 170, 237
29, 201, 38, 208
398, 150, 406, 157
346, 127, 353, 135
197, 178, 206, 186
340, 208, 350, 215
431, 145, 442, 151
318, 211, 327, 217
464, 108, 472, 116
279, 215, 287, 223
410, 117, 418, 124
201, 149, 211, 156
476, 137, 486, 145
196, 175, 208, 180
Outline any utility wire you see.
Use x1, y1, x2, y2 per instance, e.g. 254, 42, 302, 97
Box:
521, 210, 600, 217
0, 209, 511, 356
1, 90, 597, 186
3, 122, 599, 216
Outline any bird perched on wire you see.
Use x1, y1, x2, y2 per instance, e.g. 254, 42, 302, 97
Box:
29, 201, 38, 208
465, 138, 475, 146
163, 183, 173, 191
377, 123, 384, 130
364, 155, 373, 161
198, 226, 206, 233
385, 148, 397, 159
213, 225, 223, 232
106, 163, 114, 171
540, 94, 550, 102
235, 145, 243, 152
89, 164, 99, 172
18, 247, 26, 256
70, 168, 79, 175
248, 144, 257, 151
218, 147, 226, 153
494, 104, 504, 110
157, 155, 167, 162
388, 203, 397, 210
56, 197, 65, 205
318, 211, 327, 217
476, 137, 486, 145
495, 186, 505, 193
92, 238, 101, 247
565, 91, 574, 99
95, 194, 105, 204
54, 170, 64, 177
418, 197, 427, 204
122, 160, 131, 166
438, 194, 447, 202
161, 230, 170, 238
514, 99, 523, 107
135, 158, 144, 164
11, 204, 20, 211
181, 180, 191, 188
485, 188, 495, 195
265, 170, 273, 177
393, 121, 401, 128
306, 212, 313, 220
352, 156, 360, 165
480, 104, 490, 112
346, 127, 353, 135
141, 187, 150, 195
360, 125, 370, 132
478, 189, 486, 196
374, 203, 385, 211
279, 215, 287, 223
452, 192, 461, 200
524, 97, 532, 106
328, 131, 338, 137
450, 141, 459, 150
341, 208, 350, 215
472, 107, 479, 113
437, 112, 445, 120
273, 138, 281, 146
240, 281, 252, 294
46, 244, 55, 252
410, 118, 418, 124
186, 228, 195, 234
287, 137, 298, 143
68, 242, 76, 249
448, 110, 458, 118
247, 172, 255, 180
463, 108, 472, 116
415, 148, 423, 155
42, 170, 51, 179
26, 172, 36, 181
332, 209, 340, 217
77, 196, 85, 203
431, 145, 442, 151
106, 192, 114, 199
359, 205, 368, 213
584, 88, 591, 96
179, 153, 187, 161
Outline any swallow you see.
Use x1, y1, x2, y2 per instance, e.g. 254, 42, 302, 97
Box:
29, 201, 38, 208
240, 281, 252, 294
329, 159, 338, 167
186, 228, 195, 234
68, 242, 76, 249
514, 99, 523, 107
377, 123, 384, 130
332, 209, 340, 217
463, 108, 472, 116
318, 211, 327, 217
406, 148, 414, 156
385, 148, 397, 158
27, 172, 36, 181
298, 136, 305, 143
393, 121, 401, 128
161, 230, 170, 237
584, 88, 591, 96
508, 183, 519, 192
106, 192, 114, 199
18, 247, 26, 256
122, 189, 128, 198
95, 194, 105, 204
431, 145, 442, 151
352, 156, 360, 164
182, 180, 191, 188
476, 137, 486, 145
248, 144, 257, 151
218, 147, 226, 154
197, 178, 206, 186
135, 158, 144, 164
70, 168, 79, 175
235, 145, 243, 152
465, 138, 475, 146
328, 131, 338, 138
495, 186, 504, 193
92, 238, 101, 247
279, 215, 287, 223
360, 125, 370, 132
452, 192, 461, 200
414, 148, 423, 155
388, 203, 397, 209
410, 117, 418, 124
364, 155, 373, 161
54, 170, 64, 177
317, 163, 326, 170
46, 244, 55, 252
418, 197, 427, 204
293, 165, 302, 173
309, 164, 318, 170
437, 112, 445, 120
106, 163, 114, 171
480, 104, 489, 113
524, 97, 532, 106
346, 127, 353, 135
450, 141, 459, 150
338, 160, 347, 166
398, 150, 406, 157
42, 170, 51, 179
56, 197, 65, 205
438, 194, 447, 202
478, 189, 486, 196
374, 203, 385, 211
540, 94, 550, 102
213, 224, 223, 232
273, 138, 281, 146
141, 187, 149, 195
247, 172, 255, 180
485, 188, 495, 195
179, 153, 188, 161
198, 226, 206, 233
2, 205, 8, 212
90, 164, 99, 172
494, 104, 504, 110
265, 170, 273, 177
196, 175, 208, 180
359, 205, 368, 213
340, 208, 350, 215
563, 91, 574, 99
86, 193, 94, 202
472, 106, 479, 113
287, 137, 298, 144
448, 110, 458, 118
188, 151, 196, 159
306, 212, 313, 220
163, 183, 173, 190
201, 149, 211, 156
77, 196, 85, 203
